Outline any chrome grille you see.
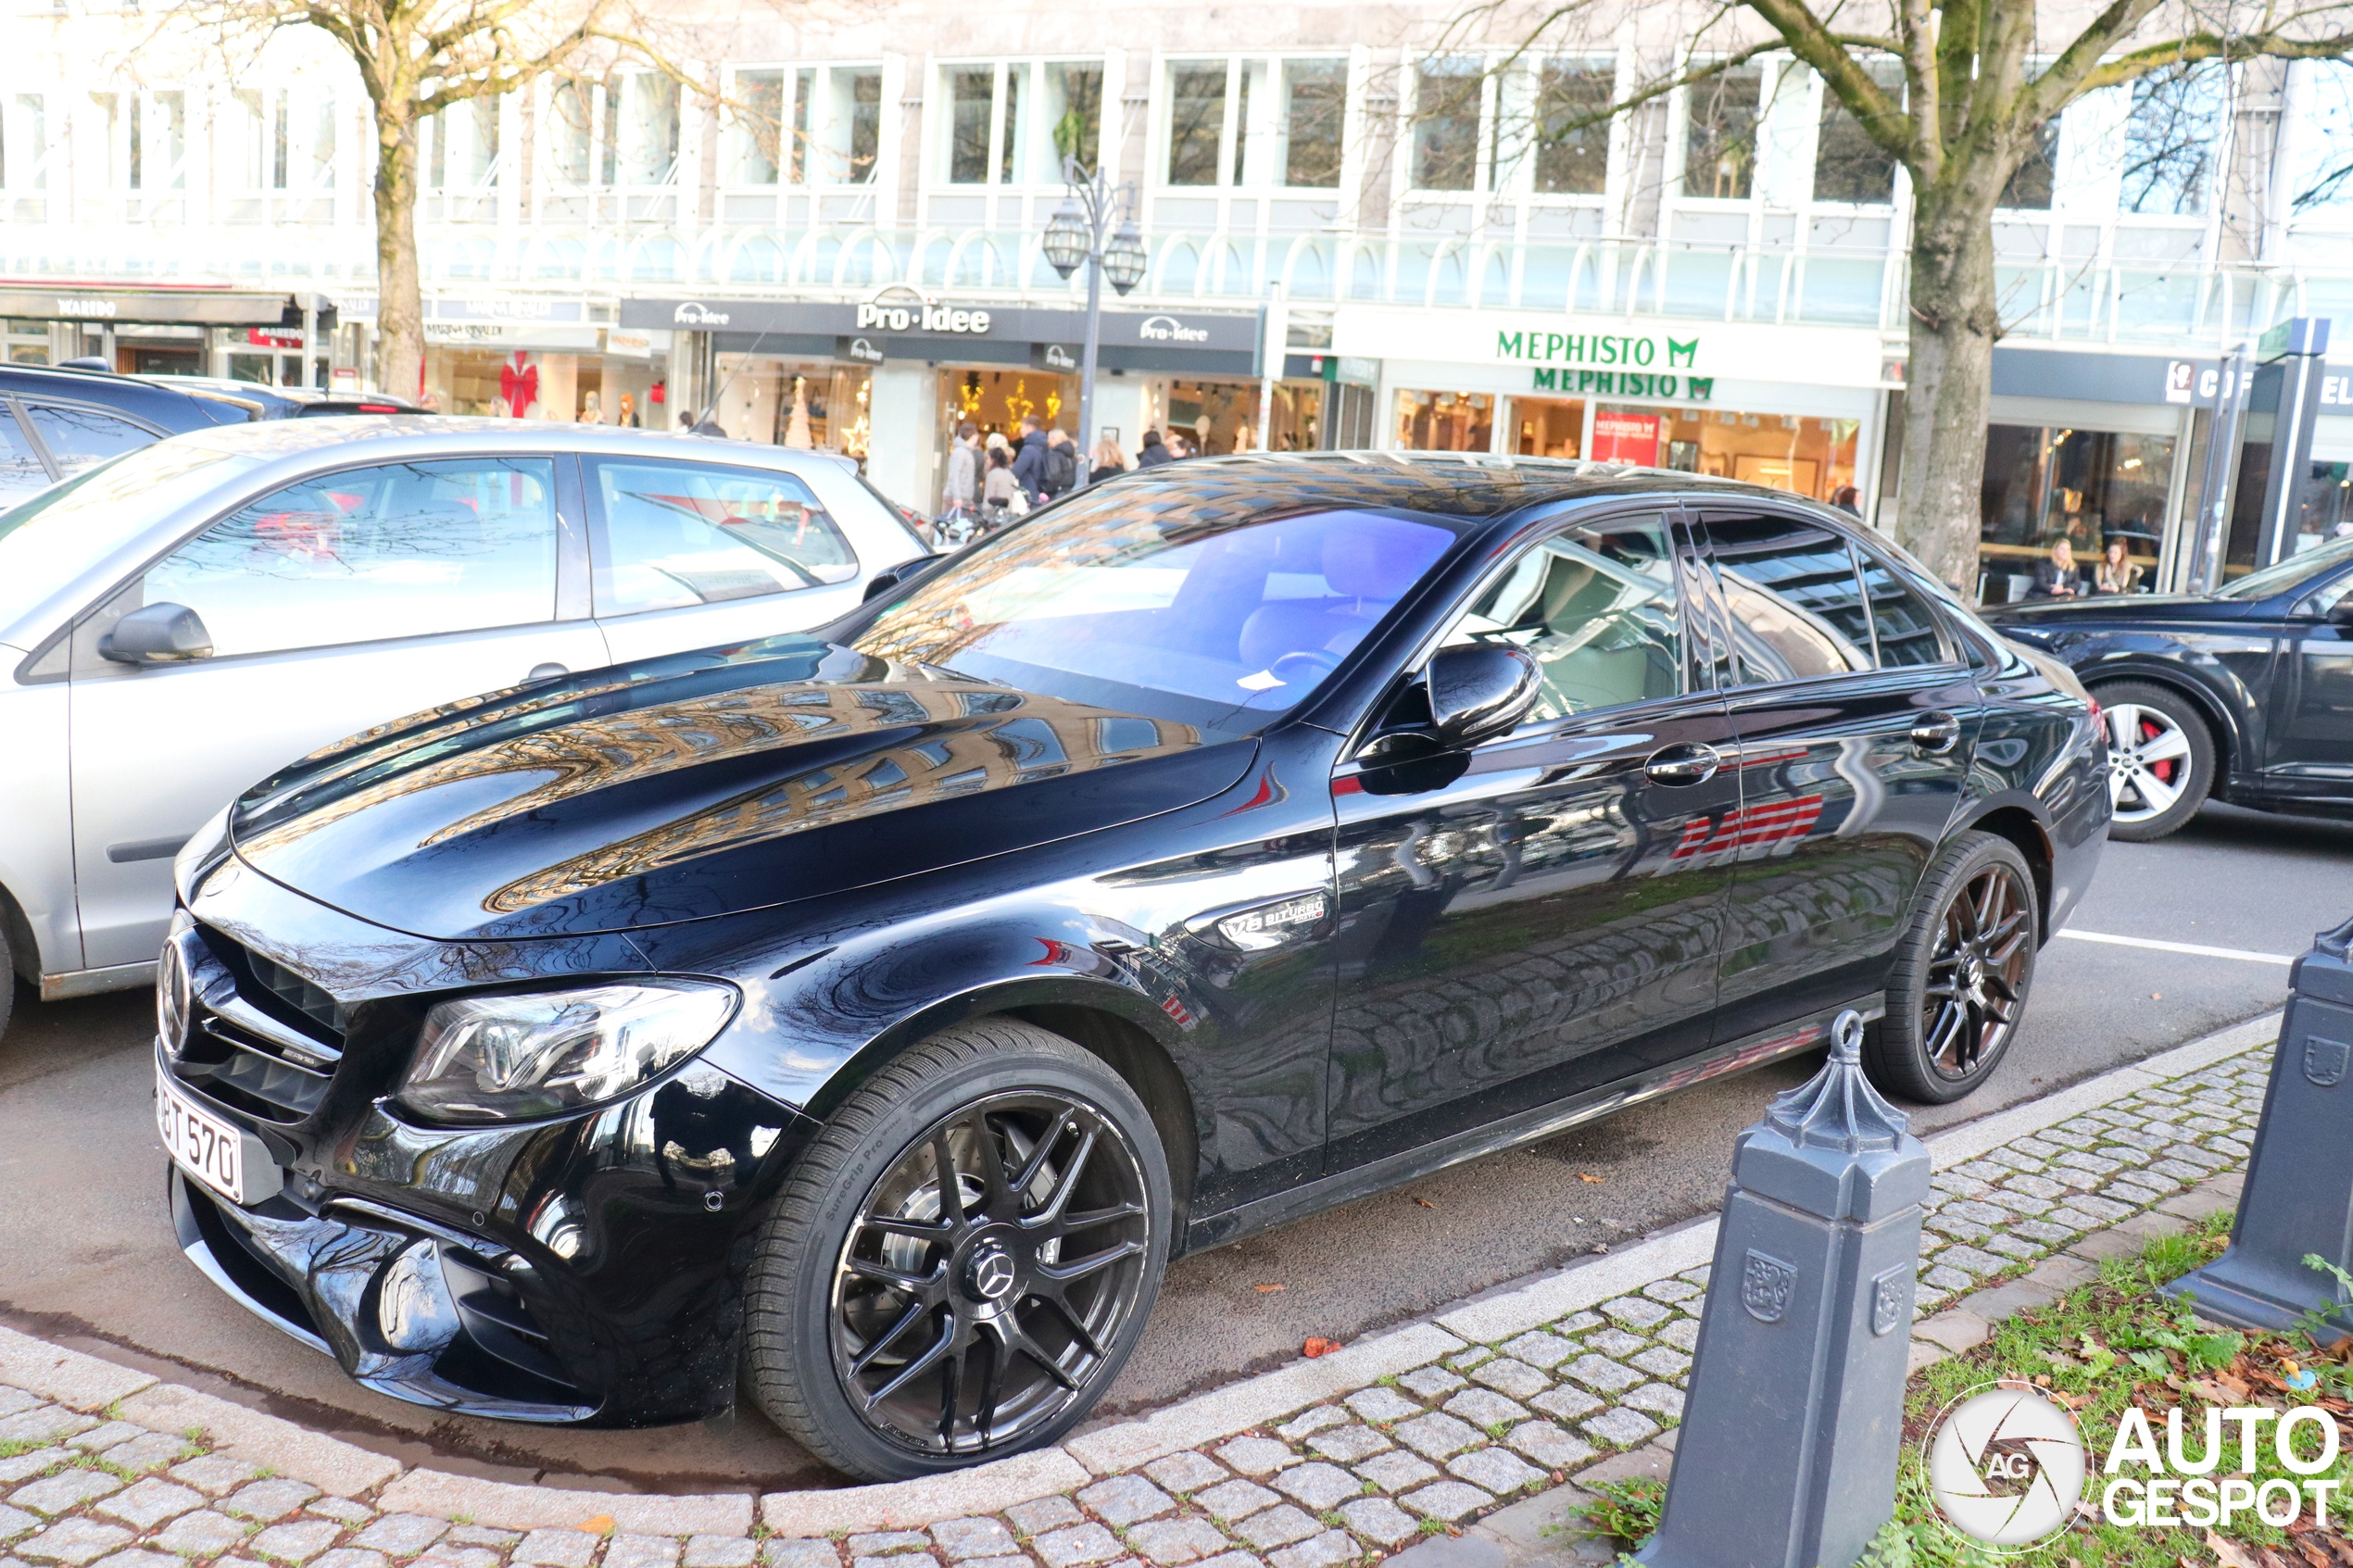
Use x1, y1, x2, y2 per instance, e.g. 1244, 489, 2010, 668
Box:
245, 949, 349, 1037
171, 928, 348, 1124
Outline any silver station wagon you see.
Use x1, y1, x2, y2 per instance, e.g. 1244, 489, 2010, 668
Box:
0, 418, 930, 1024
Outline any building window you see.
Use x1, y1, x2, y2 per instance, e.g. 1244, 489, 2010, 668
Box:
3, 94, 46, 191
844, 69, 883, 183
734, 69, 785, 184
2120, 64, 2224, 216
1280, 60, 1346, 187
1413, 64, 1480, 190
999, 67, 1024, 183
2002, 117, 2058, 209
1046, 63, 1102, 172
1978, 424, 2173, 602
1684, 63, 1762, 199
2290, 60, 2353, 212
1811, 60, 1901, 205
547, 82, 592, 185
611, 74, 678, 186
949, 68, 993, 183
1532, 59, 1610, 194
1598, 406, 1858, 504
1167, 64, 1227, 185
1395, 389, 1491, 450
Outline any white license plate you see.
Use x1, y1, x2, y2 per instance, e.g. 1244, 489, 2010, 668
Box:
157, 1064, 258, 1206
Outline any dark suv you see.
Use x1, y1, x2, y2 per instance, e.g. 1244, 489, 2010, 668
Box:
0, 364, 420, 510
158, 457, 2109, 1478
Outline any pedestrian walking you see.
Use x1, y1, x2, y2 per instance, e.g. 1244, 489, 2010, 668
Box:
1045, 429, 1079, 497
1011, 415, 1053, 504
945, 421, 981, 511
982, 445, 1024, 524
1135, 429, 1173, 469
1089, 437, 1127, 485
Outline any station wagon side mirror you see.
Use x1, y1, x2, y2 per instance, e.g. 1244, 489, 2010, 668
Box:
1428, 644, 1541, 750
99, 602, 215, 666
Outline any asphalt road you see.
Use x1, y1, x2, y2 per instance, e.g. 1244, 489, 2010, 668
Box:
3, 801, 2345, 1495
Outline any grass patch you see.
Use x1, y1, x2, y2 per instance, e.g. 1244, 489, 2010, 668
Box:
1563, 1216, 2353, 1566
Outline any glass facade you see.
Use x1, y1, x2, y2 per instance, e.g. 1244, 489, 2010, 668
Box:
711, 358, 872, 454
1394, 389, 1493, 451
1978, 424, 2174, 601
1592, 406, 1858, 502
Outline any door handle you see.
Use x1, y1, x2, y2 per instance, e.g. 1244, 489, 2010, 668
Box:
524, 662, 570, 684
1644, 743, 1721, 785
1910, 712, 1962, 755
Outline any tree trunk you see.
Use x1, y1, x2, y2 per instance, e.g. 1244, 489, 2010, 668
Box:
1894, 182, 2005, 598
373, 107, 424, 401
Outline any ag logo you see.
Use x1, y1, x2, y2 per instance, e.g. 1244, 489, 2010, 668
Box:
1925, 1384, 2086, 1548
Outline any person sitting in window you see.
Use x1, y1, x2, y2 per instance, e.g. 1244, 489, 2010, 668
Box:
2028, 537, 2084, 599
2094, 537, 2143, 596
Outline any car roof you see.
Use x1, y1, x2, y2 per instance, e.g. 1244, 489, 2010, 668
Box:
0, 362, 247, 433
1088, 449, 1822, 521
165, 414, 872, 471
140, 375, 425, 415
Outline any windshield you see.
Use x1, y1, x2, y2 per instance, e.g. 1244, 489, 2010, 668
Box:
853, 490, 1466, 736
0, 441, 255, 636
2214, 533, 2353, 601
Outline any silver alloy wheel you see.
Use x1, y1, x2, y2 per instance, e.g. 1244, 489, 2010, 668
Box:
2103, 700, 2195, 824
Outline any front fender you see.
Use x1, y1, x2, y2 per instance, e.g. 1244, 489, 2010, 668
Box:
2062, 635, 2262, 771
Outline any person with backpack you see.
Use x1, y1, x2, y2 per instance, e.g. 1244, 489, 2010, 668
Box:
1011, 416, 1053, 505
1044, 429, 1079, 497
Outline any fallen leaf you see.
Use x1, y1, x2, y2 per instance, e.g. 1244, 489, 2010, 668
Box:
1578, 1173, 1607, 1185
2209, 1531, 2262, 1568
1414, 1197, 1437, 1209
1302, 1337, 1341, 1358
2187, 1377, 2239, 1406
1253, 1284, 1286, 1294
579, 1517, 616, 1537
2296, 1541, 2333, 1568
1591, 1243, 1609, 1255
2260, 1549, 2296, 1568
2049, 1388, 2091, 1411
2154, 993, 2163, 1000
2033, 1374, 2051, 1386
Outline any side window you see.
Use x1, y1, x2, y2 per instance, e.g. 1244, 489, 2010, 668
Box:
143, 458, 560, 658
0, 403, 55, 503
1441, 513, 1683, 721
1855, 547, 1951, 667
1705, 514, 1873, 684
590, 458, 859, 615
23, 402, 156, 480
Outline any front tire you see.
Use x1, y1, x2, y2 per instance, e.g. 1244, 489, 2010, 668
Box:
745, 1019, 1170, 1481
2094, 680, 2214, 842
1867, 832, 2039, 1104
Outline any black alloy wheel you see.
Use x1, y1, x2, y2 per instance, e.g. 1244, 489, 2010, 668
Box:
1867, 832, 2041, 1104
747, 1020, 1169, 1480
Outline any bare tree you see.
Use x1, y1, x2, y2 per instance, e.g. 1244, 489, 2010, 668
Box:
176, 0, 727, 402
1433, 0, 2353, 592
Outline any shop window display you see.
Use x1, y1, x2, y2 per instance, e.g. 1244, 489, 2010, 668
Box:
1978, 424, 2171, 602
1167, 378, 1322, 454
713, 356, 872, 456
1395, 390, 1492, 452
1592, 406, 1857, 502
1515, 396, 1584, 458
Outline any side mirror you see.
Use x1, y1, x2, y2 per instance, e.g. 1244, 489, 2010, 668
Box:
1427, 644, 1541, 750
99, 602, 214, 666
862, 555, 940, 604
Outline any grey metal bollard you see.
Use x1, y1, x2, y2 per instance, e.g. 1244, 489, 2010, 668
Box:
2165, 914, 2353, 1336
1639, 1011, 1932, 1568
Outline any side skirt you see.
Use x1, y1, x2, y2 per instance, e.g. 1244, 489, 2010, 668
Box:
43, 960, 157, 1001
1180, 996, 1885, 1256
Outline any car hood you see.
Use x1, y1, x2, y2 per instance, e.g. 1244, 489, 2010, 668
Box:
228, 634, 1255, 942
1980, 595, 2243, 626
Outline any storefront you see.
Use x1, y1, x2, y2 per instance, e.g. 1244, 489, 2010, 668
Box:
418, 298, 664, 426
619, 291, 1266, 510
1338, 307, 1889, 511
0, 287, 327, 379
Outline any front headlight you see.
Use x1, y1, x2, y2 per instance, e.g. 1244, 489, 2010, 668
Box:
396, 980, 737, 1125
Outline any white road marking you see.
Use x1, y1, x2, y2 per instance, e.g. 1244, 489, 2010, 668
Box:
2057, 928, 2296, 966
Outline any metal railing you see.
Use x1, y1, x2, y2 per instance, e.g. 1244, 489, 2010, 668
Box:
5, 217, 2347, 352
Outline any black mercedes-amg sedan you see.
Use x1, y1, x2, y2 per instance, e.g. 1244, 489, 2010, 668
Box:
157, 455, 2108, 1479
1982, 535, 2353, 841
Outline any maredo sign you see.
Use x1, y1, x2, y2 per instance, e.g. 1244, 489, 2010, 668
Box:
1331, 307, 1884, 392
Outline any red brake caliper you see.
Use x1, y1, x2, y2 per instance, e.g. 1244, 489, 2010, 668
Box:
2141, 718, 2175, 784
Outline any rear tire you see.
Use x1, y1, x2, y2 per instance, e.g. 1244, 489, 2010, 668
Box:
744, 1018, 1169, 1481
1867, 832, 2039, 1104
2094, 680, 2214, 842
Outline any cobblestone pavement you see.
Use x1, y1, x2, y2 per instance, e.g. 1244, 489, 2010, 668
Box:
0, 1035, 2273, 1568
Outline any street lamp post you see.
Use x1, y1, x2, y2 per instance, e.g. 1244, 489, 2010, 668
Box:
1041, 156, 1147, 491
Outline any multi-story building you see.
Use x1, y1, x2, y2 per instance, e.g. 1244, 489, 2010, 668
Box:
3, 0, 2349, 596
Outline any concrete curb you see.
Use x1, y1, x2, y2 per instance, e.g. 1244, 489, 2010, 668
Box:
0, 1010, 2282, 1537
